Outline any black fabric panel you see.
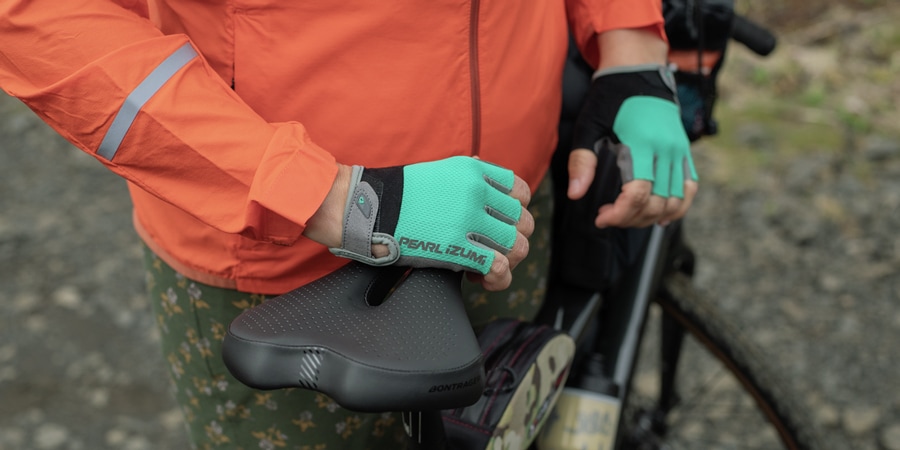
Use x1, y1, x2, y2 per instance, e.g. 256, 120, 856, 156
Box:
361, 166, 404, 236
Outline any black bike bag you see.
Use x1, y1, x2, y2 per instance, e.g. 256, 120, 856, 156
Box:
443, 319, 575, 449
222, 262, 485, 413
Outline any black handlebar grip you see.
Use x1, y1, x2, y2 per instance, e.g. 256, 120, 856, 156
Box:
731, 14, 777, 56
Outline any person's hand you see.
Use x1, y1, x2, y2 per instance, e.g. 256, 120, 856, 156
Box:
318, 156, 532, 291
568, 66, 698, 229
463, 173, 533, 291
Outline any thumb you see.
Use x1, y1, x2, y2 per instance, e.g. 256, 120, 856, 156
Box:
567, 148, 598, 200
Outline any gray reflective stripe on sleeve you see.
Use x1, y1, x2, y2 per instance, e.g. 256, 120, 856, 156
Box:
97, 43, 198, 160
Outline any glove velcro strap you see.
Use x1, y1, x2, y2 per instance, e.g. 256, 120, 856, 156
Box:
329, 166, 400, 266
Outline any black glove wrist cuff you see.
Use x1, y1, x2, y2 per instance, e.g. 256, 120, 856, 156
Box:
571, 65, 678, 151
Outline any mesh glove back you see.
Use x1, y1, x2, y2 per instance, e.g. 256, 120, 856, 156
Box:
572, 65, 698, 198
330, 156, 522, 274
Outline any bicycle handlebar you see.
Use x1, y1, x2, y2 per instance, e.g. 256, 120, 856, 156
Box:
732, 14, 777, 56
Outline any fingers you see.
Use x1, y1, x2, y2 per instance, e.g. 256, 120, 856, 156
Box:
510, 174, 532, 208
478, 252, 514, 292
474, 207, 533, 291
483, 173, 531, 230
515, 205, 535, 240
475, 155, 530, 207
661, 179, 698, 225
595, 180, 654, 228
595, 178, 698, 228
470, 247, 520, 292
566, 148, 598, 200
464, 165, 533, 291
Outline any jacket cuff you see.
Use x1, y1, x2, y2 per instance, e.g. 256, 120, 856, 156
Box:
568, 0, 667, 68
248, 123, 338, 245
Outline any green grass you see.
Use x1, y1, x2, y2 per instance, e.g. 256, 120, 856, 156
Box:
695, 96, 848, 189
699, 90, 899, 191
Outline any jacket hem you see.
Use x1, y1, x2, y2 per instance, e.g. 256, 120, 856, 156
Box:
133, 210, 239, 290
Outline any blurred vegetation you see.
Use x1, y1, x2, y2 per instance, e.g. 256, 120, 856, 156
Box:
738, 0, 893, 29
693, 0, 900, 189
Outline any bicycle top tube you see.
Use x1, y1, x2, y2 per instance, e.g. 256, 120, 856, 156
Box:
222, 262, 486, 413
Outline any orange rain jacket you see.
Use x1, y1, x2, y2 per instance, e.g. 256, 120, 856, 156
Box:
0, 0, 664, 294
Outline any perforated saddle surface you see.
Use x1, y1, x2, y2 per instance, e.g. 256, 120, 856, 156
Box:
223, 262, 485, 412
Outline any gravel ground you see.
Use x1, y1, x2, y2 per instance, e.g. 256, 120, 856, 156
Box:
0, 95, 186, 449
0, 10, 898, 449
684, 137, 900, 450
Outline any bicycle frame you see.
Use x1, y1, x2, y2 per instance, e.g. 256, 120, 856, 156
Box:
392, 220, 685, 450
535, 219, 691, 449
395, 219, 683, 450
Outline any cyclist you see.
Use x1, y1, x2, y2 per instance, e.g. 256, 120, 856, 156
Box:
0, 1, 696, 448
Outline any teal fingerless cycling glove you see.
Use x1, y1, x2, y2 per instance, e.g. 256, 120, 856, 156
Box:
329, 156, 522, 274
572, 64, 698, 198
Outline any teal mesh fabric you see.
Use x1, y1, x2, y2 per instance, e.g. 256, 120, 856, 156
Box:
612, 97, 698, 198
393, 156, 521, 274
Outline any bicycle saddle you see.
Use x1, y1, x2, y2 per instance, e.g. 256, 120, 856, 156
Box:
222, 262, 485, 412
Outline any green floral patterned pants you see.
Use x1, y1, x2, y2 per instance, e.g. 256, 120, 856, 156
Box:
144, 179, 553, 450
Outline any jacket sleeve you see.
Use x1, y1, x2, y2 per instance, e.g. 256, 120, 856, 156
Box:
0, 0, 337, 245
565, 0, 667, 68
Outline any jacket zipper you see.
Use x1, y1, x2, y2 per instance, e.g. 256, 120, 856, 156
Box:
469, 0, 482, 157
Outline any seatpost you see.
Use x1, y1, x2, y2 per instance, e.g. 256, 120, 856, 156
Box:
403, 410, 448, 450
